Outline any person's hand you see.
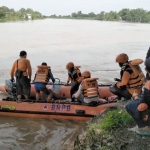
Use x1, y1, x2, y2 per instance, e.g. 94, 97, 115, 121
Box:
114, 78, 121, 81
52, 79, 55, 83
64, 83, 68, 86
28, 78, 31, 83
10, 78, 15, 82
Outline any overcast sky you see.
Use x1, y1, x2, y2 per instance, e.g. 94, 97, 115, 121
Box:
0, 0, 150, 16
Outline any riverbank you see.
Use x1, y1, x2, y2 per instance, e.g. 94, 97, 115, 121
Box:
73, 101, 150, 150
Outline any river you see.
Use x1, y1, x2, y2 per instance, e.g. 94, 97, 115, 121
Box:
0, 19, 150, 150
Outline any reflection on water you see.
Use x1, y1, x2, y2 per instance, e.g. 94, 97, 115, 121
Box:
0, 19, 149, 149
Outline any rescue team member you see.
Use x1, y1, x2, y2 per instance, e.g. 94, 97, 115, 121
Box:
72, 71, 106, 105
10, 50, 32, 101
65, 62, 82, 102
125, 57, 150, 136
34, 62, 55, 102
109, 53, 145, 100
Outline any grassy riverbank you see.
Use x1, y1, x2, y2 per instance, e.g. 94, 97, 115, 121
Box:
73, 101, 150, 150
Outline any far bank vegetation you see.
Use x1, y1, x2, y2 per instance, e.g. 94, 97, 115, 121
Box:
0, 6, 43, 22
49, 8, 150, 23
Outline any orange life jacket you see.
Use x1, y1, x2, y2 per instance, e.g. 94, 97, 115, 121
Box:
34, 65, 50, 83
127, 59, 146, 95
82, 78, 99, 98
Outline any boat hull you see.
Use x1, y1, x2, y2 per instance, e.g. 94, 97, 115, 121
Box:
0, 83, 114, 99
0, 100, 116, 121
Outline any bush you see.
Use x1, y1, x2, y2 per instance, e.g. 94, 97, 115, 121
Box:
101, 109, 133, 132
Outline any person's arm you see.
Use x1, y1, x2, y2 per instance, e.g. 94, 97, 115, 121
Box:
117, 71, 131, 88
10, 61, 16, 80
49, 70, 55, 83
76, 69, 82, 83
146, 47, 150, 59
27, 60, 32, 79
73, 84, 82, 98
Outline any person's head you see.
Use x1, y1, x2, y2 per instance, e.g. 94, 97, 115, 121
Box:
145, 57, 150, 73
81, 71, 91, 79
66, 62, 74, 72
20, 50, 27, 58
116, 53, 129, 67
41, 62, 47, 66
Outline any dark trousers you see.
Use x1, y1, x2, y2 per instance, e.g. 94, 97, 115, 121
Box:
125, 96, 148, 128
109, 84, 132, 100
70, 82, 80, 101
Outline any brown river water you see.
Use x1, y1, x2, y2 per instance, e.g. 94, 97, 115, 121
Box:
0, 19, 150, 149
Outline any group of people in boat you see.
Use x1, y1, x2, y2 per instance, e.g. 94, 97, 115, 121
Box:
10, 50, 146, 104
9, 48, 150, 135
10, 50, 102, 105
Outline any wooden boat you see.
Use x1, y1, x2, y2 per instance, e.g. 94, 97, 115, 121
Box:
0, 79, 117, 121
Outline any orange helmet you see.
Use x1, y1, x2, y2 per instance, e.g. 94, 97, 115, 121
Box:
66, 62, 74, 70
116, 53, 129, 63
81, 71, 91, 78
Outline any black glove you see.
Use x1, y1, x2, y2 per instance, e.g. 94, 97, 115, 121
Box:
10, 78, 15, 82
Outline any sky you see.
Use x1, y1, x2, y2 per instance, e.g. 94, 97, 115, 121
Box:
0, 0, 150, 16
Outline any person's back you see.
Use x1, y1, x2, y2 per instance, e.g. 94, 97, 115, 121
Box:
73, 70, 99, 105
34, 62, 55, 102
10, 50, 32, 101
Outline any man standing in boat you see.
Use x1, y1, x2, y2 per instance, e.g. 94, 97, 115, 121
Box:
65, 62, 82, 102
10, 50, 32, 101
72, 70, 101, 105
109, 53, 145, 100
33, 62, 55, 102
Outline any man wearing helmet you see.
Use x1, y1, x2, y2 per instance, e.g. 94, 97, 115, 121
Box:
109, 53, 145, 100
125, 57, 150, 136
72, 71, 104, 105
66, 62, 82, 102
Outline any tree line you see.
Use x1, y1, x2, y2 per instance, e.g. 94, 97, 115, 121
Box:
1, 6, 150, 23
49, 8, 150, 23
0, 6, 43, 21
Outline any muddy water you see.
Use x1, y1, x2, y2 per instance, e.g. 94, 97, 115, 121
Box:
0, 19, 150, 149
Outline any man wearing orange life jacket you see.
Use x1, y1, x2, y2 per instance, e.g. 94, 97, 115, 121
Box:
10, 51, 32, 101
125, 57, 150, 136
109, 53, 145, 100
34, 62, 55, 102
66, 62, 82, 102
72, 71, 100, 105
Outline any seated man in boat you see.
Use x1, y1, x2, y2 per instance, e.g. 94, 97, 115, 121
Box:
109, 53, 146, 101
72, 71, 106, 105
10, 50, 32, 101
65, 62, 82, 102
125, 57, 150, 136
33, 62, 55, 102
